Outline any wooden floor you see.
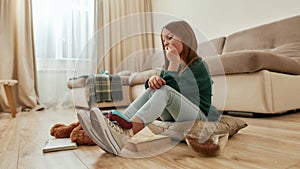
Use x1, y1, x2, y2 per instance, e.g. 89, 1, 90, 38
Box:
0, 108, 300, 169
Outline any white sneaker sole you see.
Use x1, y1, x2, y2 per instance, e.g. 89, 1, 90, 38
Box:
77, 110, 113, 154
90, 107, 121, 155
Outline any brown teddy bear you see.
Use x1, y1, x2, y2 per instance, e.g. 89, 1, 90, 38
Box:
50, 121, 96, 146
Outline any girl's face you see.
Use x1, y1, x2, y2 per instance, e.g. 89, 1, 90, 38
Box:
162, 28, 183, 55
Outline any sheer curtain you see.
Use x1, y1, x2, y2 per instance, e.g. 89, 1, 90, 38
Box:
32, 0, 94, 107
32, 0, 155, 107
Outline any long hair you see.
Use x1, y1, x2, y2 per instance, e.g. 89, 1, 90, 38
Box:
161, 21, 200, 74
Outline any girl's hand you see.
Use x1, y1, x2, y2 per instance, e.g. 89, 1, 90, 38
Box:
148, 75, 166, 90
165, 45, 181, 71
165, 45, 181, 64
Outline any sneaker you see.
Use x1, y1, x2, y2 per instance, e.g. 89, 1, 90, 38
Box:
90, 107, 133, 155
77, 110, 114, 154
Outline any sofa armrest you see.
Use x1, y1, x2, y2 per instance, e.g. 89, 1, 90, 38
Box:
67, 75, 89, 89
128, 68, 161, 86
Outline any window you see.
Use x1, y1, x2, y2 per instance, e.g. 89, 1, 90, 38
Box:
32, 0, 95, 106
32, 0, 94, 60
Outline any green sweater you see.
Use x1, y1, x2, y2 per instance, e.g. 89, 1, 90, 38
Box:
145, 58, 212, 116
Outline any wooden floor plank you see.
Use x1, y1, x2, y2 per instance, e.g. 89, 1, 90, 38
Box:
0, 113, 20, 169
240, 125, 300, 144
223, 139, 300, 169
0, 108, 299, 169
0, 113, 21, 152
287, 162, 300, 169
239, 116, 300, 131
15, 109, 88, 169
0, 151, 18, 169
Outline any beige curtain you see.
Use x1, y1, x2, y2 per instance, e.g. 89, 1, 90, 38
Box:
0, 0, 39, 112
94, 0, 155, 73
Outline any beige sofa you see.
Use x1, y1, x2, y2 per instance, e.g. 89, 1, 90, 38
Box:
128, 15, 300, 115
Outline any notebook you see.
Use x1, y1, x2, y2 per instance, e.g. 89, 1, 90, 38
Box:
43, 138, 77, 153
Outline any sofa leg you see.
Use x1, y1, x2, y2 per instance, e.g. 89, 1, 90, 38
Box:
226, 111, 254, 117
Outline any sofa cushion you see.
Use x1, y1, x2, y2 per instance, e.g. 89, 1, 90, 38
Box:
198, 37, 226, 57
148, 115, 247, 141
129, 68, 161, 86
270, 42, 300, 58
223, 15, 300, 53
116, 70, 134, 85
205, 50, 300, 76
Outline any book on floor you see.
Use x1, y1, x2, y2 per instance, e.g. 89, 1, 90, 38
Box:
42, 138, 77, 153
125, 134, 171, 152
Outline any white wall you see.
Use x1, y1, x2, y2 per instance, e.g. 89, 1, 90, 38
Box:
152, 0, 300, 40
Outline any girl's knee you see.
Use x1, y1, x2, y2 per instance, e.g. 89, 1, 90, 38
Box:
159, 85, 174, 92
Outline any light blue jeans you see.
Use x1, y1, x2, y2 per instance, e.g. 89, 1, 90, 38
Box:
123, 85, 207, 125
